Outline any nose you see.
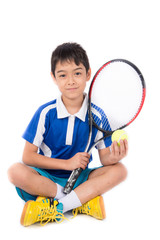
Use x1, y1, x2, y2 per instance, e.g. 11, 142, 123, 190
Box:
67, 75, 75, 85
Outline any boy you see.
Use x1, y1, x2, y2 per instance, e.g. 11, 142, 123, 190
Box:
8, 42, 128, 226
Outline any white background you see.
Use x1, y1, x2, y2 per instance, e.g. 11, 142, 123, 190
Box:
0, 0, 160, 239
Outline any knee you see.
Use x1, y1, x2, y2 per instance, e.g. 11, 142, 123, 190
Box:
7, 162, 24, 185
114, 162, 128, 182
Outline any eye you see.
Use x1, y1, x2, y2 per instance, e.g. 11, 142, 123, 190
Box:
75, 72, 81, 76
59, 74, 66, 78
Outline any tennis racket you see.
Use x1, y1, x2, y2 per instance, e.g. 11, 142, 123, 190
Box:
63, 59, 146, 194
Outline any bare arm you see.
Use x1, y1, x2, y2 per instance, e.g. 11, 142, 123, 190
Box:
22, 141, 90, 171
98, 139, 128, 166
22, 141, 68, 170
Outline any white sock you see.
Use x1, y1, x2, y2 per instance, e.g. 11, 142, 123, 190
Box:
55, 183, 66, 200
58, 190, 82, 213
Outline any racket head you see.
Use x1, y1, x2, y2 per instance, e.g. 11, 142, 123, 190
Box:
88, 59, 146, 134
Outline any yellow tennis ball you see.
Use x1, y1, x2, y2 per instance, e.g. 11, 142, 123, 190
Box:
111, 130, 128, 146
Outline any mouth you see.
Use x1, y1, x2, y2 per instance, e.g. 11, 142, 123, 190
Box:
66, 87, 78, 91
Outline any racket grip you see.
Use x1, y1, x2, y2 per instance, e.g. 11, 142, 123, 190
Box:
63, 168, 83, 194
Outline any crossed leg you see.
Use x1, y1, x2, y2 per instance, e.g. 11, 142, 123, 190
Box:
8, 162, 127, 204
74, 162, 127, 204
8, 163, 57, 198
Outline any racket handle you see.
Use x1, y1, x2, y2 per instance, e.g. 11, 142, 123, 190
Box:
63, 168, 83, 194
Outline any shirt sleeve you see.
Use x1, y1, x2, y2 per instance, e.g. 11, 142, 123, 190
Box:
22, 106, 48, 147
95, 112, 112, 149
95, 131, 112, 149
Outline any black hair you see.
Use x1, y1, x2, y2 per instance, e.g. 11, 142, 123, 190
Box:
51, 42, 90, 76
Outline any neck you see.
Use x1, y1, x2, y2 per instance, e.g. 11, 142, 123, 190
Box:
62, 94, 84, 115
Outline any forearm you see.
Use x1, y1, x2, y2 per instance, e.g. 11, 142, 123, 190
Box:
22, 151, 68, 170
100, 153, 118, 166
98, 147, 117, 166
22, 141, 89, 171
99, 140, 128, 166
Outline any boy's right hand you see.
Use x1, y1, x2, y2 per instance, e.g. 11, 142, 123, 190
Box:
67, 152, 90, 171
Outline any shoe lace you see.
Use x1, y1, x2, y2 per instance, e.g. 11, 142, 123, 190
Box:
38, 205, 68, 226
72, 203, 91, 218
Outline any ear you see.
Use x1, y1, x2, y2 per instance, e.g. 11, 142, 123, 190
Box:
86, 68, 91, 82
50, 72, 57, 85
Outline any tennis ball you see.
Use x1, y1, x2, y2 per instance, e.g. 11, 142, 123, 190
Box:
111, 130, 128, 146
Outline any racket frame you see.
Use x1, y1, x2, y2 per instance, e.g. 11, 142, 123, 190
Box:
63, 59, 146, 194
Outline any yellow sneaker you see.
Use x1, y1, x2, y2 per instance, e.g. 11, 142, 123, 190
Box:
72, 196, 106, 220
36, 196, 46, 202
20, 197, 65, 226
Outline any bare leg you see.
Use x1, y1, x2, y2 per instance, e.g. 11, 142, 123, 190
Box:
8, 162, 127, 204
74, 162, 127, 204
8, 163, 57, 198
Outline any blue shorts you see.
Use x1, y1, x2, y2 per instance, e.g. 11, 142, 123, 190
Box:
16, 166, 100, 202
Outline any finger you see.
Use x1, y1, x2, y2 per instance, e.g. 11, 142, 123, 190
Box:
80, 160, 88, 169
113, 141, 120, 156
81, 152, 90, 159
80, 164, 86, 170
119, 140, 125, 156
111, 141, 117, 156
111, 142, 114, 154
81, 153, 90, 162
124, 139, 128, 155
82, 156, 90, 163
78, 159, 86, 169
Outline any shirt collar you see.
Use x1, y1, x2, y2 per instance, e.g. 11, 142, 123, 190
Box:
56, 94, 88, 122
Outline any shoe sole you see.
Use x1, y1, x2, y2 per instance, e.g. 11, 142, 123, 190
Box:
20, 200, 32, 226
99, 196, 106, 219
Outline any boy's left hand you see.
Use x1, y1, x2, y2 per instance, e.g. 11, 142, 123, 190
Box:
110, 139, 128, 163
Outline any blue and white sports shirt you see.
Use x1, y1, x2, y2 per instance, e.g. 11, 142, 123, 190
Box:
22, 94, 112, 178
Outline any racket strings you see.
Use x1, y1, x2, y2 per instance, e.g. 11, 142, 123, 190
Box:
90, 61, 144, 131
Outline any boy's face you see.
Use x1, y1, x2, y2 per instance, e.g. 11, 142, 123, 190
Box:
51, 60, 91, 101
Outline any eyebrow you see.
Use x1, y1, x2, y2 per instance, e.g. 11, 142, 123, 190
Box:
57, 70, 66, 74
56, 67, 83, 74
74, 67, 83, 71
